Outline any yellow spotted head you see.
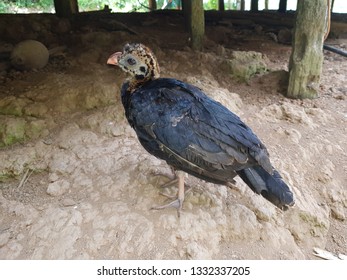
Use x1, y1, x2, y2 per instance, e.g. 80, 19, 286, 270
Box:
107, 43, 160, 83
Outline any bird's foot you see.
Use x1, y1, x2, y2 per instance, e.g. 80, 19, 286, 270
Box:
150, 170, 187, 217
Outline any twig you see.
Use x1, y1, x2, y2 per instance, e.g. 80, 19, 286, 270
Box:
17, 169, 33, 189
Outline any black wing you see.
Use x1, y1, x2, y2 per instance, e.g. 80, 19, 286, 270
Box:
128, 78, 272, 184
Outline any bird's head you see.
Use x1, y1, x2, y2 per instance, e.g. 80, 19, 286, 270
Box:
107, 43, 160, 89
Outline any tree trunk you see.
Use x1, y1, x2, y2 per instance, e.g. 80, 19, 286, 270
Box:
190, 0, 205, 50
278, 0, 287, 13
264, 0, 269, 10
287, 0, 327, 99
54, 0, 78, 17
251, 0, 258, 11
219, 0, 225, 11
149, 0, 157, 11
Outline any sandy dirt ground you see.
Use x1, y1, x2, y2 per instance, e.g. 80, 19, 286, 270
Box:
0, 13, 346, 259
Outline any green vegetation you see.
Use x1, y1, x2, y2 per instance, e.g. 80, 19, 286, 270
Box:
204, 0, 218, 10
0, 0, 241, 13
0, 0, 153, 13
0, 0, 54, 13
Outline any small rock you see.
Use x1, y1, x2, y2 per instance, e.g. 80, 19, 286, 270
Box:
331, 204, 346, 221
30, 20, 43, 32
225, 204, 260, 240
16, 233, 25, 241
10, 40, 49, 71
278, 28, 292, 44
0, 231, 11, 247
283, 128, 302, 144
260, 102, 315, 127
47, 179, 70, 196
305, 107, 333, 124
250, 196, 276, 222
48, 151, 78, 175
317, 160, 335, 183
327, 189, 340, 203
185, 242, 211, 259
62, 198, 77, 207
216, 45, 226, 56
23, 102, 49, 117
223, 51, 268, 82
52, 18, 71, 34
325, 145, 333, 155
281, 103, 312, 125
25, 119, 48, 139
0, 116, 27, 147
254, 25, 263, 34
49, 173, 59, 183
0, 96, 27, 116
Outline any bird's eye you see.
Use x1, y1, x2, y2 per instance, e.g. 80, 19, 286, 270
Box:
127, 58, 136, 65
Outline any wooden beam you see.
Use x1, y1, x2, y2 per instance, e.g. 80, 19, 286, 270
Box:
287, 0, 327, 99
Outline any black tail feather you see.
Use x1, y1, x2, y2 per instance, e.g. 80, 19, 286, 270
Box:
237, 166, 295, 210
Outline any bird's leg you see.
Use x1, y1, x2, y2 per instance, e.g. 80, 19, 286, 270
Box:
151, 170, 186, 217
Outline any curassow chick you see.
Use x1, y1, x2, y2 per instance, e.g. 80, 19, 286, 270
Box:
107, 43, 295, 216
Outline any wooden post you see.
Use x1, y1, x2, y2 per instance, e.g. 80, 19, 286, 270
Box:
149, 0, 157, 11
190, 0, 205, 51
251, 0, 258, 11
53, 0, 78, 17
287, 0, 327, 99
240, 0, 245, 11
219, 0, 225, 11
278, 0, 287, 13
182, 0, 191, 32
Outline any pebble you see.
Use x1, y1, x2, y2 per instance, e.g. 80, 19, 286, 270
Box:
48, 173, 59, 183
250, 196, 276, 222
46, 179, 70, 196
62, 198, 77, 207
331, 204, 346, 221
0, 231, 11, 247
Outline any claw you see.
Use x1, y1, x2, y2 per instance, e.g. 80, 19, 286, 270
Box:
157, 191, 178, 200
150, 198, 184, 217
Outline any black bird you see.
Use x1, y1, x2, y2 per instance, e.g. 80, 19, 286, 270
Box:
107, 43, 294, 215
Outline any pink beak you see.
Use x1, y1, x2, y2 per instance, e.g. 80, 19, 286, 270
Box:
107, 52, 122, 65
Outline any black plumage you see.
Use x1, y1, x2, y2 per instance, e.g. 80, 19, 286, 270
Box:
108, 43, 294, 213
